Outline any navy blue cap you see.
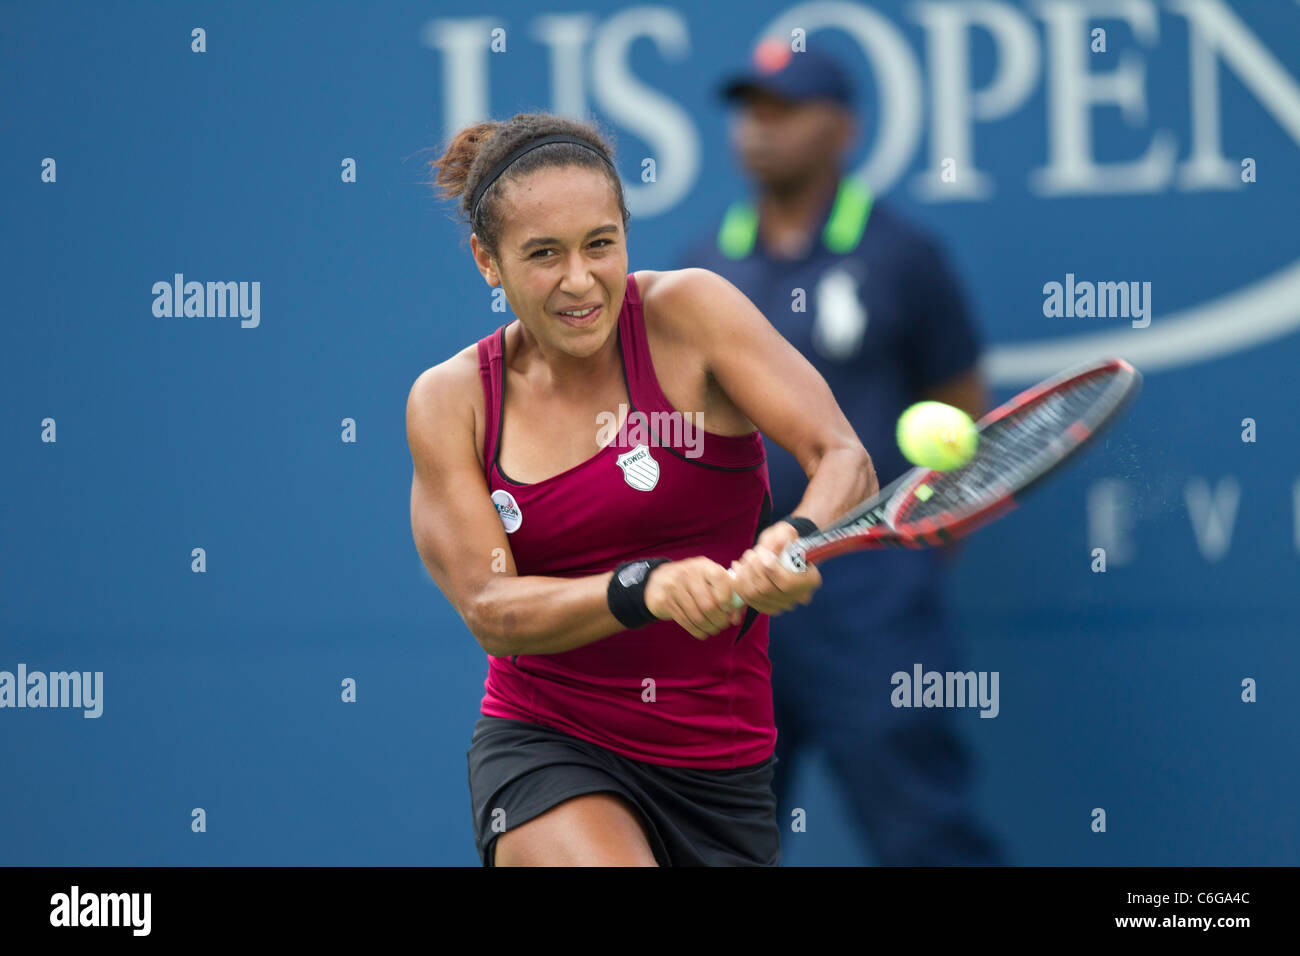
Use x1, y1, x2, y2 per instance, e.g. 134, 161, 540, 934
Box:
719, 39, 854, 108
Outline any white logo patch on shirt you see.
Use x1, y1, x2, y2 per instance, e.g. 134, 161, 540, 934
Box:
616, 443, 660, 492
491, 489, 523, 533
812, 265, 868, 361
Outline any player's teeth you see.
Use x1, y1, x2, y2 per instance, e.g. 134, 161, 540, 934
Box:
561, 307, 594, 316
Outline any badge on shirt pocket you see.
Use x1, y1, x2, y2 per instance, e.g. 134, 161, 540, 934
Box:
616, 443, 659, 492
491, 489, 522, 533
812, 265, 868, 361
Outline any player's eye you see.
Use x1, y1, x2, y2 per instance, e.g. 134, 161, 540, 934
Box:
530, 239, 613, 259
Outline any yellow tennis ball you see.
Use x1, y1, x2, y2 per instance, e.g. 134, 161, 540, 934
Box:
896, 401, 978, 471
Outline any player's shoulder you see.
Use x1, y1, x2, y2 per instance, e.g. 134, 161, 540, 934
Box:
637, 266, 745, 312
406, 338, 486, 448
636, 267, 748, 342
408, 341, 479, 407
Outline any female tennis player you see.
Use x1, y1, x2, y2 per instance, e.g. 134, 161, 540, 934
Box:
407, 112, 877, 866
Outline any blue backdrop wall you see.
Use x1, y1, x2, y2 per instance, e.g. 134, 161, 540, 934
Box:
3, 0, 1297, 865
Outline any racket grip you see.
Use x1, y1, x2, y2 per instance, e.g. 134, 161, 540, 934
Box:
725, 568, 744, 609
727, 543, 807, 607
780, 542, 807, 573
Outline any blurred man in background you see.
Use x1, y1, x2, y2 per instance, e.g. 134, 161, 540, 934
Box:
675, 41, 1006, 865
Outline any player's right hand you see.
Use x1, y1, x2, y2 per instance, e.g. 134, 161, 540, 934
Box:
643, 557, 744, 640
728, 520, 822, 615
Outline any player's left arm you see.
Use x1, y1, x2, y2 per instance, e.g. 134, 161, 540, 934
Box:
648, 267, 877, 611
660, 267, 875, 525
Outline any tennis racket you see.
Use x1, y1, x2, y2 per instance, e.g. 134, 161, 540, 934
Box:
728, 356, 1141, 606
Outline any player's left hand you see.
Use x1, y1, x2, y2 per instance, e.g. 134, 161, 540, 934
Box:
728, 521, 821, 616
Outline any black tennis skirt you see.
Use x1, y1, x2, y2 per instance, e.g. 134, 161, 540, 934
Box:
466, 714, 781, 866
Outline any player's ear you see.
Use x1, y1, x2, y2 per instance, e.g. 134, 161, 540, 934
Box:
470, 233, 501, 287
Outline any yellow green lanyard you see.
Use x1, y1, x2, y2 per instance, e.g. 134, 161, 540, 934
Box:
716, 177, 874, 260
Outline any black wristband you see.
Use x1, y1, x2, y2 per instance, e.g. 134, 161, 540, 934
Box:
607, 558, 671, 630
779, 514, 819, 539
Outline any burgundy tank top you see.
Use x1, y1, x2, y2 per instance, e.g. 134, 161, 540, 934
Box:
474, 272, 776, 768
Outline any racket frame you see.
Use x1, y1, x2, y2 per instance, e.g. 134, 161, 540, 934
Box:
781, 356, 1142, 572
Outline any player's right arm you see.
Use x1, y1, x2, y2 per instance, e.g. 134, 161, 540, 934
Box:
405, 352, 739, 655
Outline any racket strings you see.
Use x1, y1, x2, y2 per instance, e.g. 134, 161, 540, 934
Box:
901, 371, 1121, 523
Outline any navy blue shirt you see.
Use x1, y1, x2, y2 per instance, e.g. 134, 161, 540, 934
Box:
675, 178, 983, 631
